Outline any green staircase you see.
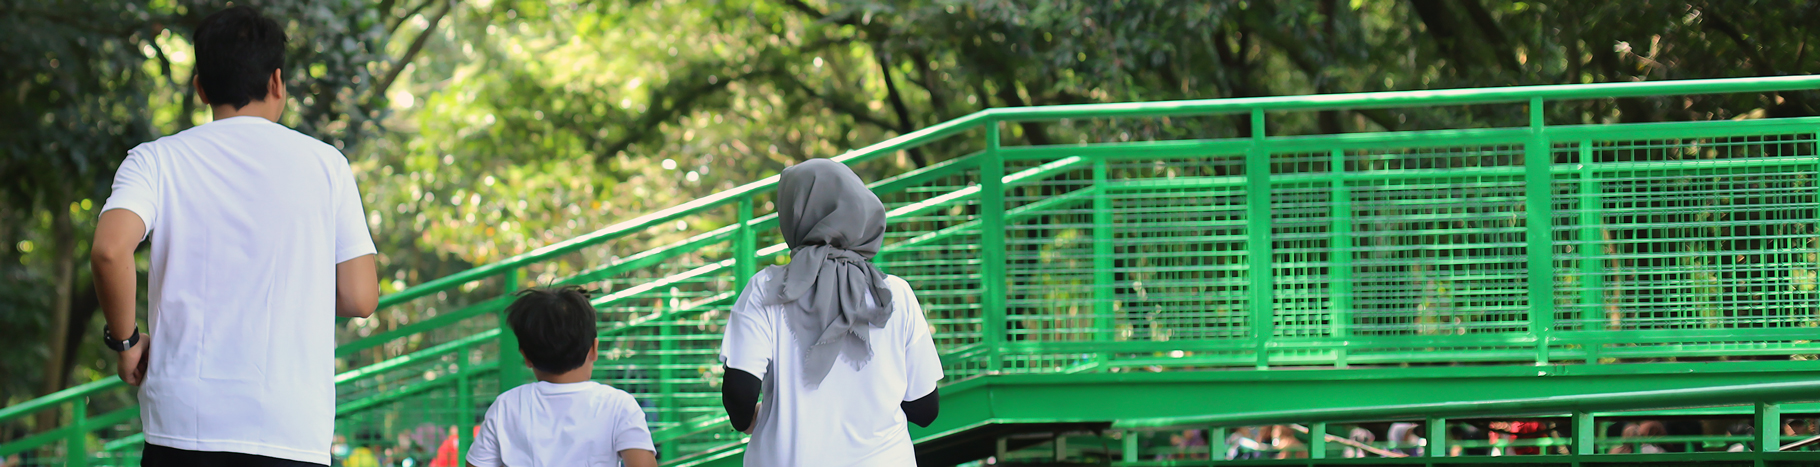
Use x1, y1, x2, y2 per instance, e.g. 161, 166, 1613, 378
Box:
8, 76, 1820, 466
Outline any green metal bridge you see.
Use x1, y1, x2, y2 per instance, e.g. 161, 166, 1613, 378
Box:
7, 76, 1820, 466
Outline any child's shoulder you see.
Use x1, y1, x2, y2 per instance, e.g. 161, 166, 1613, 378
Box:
585, 382, 637, 401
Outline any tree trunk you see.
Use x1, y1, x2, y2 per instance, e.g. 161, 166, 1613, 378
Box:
36, 203, 77, 431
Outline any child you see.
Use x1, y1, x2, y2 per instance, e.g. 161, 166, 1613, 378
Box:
466, 286, 657, 467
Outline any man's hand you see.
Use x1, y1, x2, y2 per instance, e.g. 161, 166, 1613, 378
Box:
118, 332, 150, 386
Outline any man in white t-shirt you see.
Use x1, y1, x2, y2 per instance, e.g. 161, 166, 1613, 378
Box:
466, 286, 657, 467
90, 6, 378, 466
719, 159, 945, 466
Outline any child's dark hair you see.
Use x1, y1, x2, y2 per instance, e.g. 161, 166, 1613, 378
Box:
505, 285, 598, 374
192, 6, 287, 109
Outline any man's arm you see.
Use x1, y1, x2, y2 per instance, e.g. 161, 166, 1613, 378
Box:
336, 254, 378, 318
619, 449, 658, 467
92, 209, 149, 385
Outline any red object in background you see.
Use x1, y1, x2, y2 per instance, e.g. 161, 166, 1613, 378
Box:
430, 426, 481, 467
1499, 421, 1545, 455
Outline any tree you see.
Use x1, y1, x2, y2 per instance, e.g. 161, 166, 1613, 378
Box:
0, 0, 427, 428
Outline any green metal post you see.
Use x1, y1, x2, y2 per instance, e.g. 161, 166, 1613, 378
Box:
1209, 427, 1225, 461
981, 120, 1007, 373
1328, 148, 1352, 368
458, 343, 474, 464
1246, 108, 1275, 369
1572, 411, 1596, 455
1757, 402, 1780, 452
659, 288, 678, 460
735, 196, 757, 291
498, 268, 527, 388
67, 396, 87, 467
1092, 160, 1115, 362
1309, 422, 1327, 459
1523, 97, 1555, 365
1122, 431, 1139, 462
1426, 417, 1447, 457
1576, 141, 1604, 363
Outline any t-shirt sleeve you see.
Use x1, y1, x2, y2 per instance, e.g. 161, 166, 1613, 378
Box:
465, 403, 504, 467
612, 393, 657, 454
100, 146, 159, 241
898, 278, 945, 401
332, 157, 377, 263
718, 272, 776, 379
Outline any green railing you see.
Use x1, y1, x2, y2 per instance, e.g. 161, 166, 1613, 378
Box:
4, 75, 1820, 465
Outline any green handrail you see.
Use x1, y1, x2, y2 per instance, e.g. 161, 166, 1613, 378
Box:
0, 378, 118, 424
984, 75, 1820, 122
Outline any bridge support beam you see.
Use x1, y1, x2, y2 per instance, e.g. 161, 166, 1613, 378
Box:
1572, 411, 1596, 455
1425, 417, 1446, 458
1309, 421, 1327, 459
1757, 402, 1780, 453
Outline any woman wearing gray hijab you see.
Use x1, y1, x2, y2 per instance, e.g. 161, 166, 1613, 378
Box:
719, 159, 944, 466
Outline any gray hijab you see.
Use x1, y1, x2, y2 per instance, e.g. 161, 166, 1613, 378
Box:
763, 158, 894, 387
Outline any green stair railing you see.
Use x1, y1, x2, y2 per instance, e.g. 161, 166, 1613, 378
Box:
5, 75, 1820, 466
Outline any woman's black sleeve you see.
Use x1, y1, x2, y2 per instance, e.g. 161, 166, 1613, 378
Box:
722, 366, 762, 431
901, 388, 940, 428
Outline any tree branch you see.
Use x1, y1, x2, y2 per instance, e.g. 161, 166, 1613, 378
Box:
909, 51, 954, 122
782, 73, 902, 132
374, 0, 453, 101
387, 0, 441, 37
1458, 0, 1521, 73
781, 0, 831, 21
992, 80, 1051, 145
595, 69, 773, 164
873, 47, 927, 167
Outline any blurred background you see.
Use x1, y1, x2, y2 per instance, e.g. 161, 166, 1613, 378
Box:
1, 0, 1817, 440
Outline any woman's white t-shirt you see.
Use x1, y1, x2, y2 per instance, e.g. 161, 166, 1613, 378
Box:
719, 268, 945, 467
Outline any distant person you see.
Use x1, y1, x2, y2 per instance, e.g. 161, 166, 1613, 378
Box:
719, 159, 945, 466
90, 5, 378, 466
1726, 422, 1754, 452
343, 432, 382, 467
1608, 421, 1667, 454
465, 286, 657, 467
1387, 423, 1423, 457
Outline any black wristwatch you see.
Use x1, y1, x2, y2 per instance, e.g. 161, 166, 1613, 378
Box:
103, 326, 141, 352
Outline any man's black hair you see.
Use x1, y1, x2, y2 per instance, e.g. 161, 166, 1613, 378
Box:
505, 285, 598, 374
192, 5, 287, 109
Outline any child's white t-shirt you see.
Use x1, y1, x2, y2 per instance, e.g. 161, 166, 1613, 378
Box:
719, 268, 945, 467
100, 116, 376, 464
467, 381, 656, 467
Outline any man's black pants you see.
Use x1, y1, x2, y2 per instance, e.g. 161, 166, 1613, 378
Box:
142, 443, 326, 467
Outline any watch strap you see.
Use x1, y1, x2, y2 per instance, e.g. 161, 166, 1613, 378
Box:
104, 326, 140, 352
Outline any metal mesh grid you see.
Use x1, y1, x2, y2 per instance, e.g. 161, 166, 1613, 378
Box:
876, 167, 989, 378
1347, 145, 1532, 337
1103, 158, 1253, 346
1553, 134, 1820, 334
